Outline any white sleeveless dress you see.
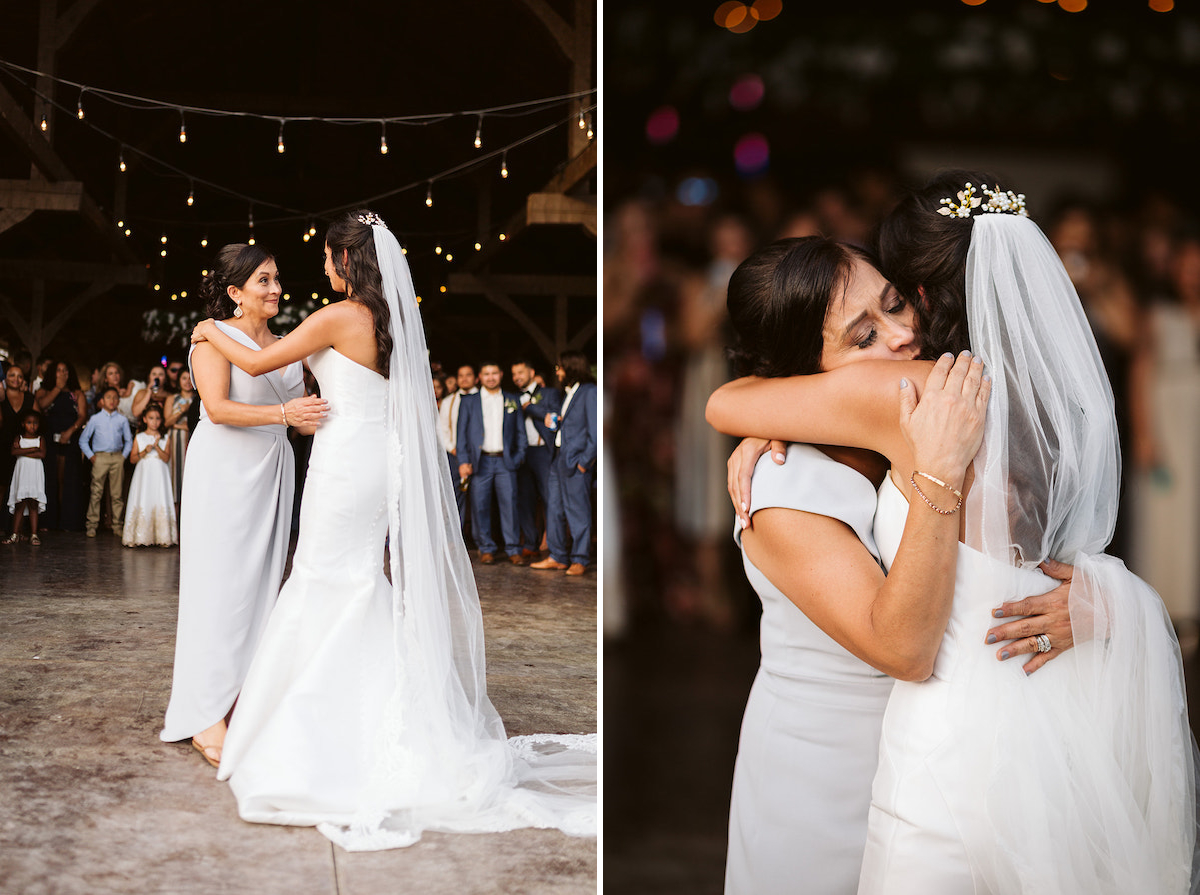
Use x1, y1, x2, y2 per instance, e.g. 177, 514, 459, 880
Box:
858, 473, 1060, 894
160, 322, 304, 742
726, 444, 894, 895
122, 432, 177, 546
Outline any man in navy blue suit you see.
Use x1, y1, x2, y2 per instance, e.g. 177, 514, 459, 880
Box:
511, 358, 561, 560
530, 350, 597, 576
457, 362, 527, 565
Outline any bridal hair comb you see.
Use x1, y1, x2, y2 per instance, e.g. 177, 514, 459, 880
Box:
357, 212, 385, 226
938, 183, 1028, 219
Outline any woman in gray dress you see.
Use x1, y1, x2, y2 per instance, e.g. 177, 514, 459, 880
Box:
159, 244, 327, 766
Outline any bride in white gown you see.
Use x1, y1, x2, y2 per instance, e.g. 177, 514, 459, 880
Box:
192, 211, 595, 850
709, 174, 1196, 893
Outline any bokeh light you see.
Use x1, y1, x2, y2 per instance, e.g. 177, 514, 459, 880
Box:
646, 106, 681, 145
715, 2, 746, 28
1149, 0, 1174, 10
729, 74, 765, 112
751, 0, 782, 21
961, 0, 987, 6
676, 176, 719, 206
733, 132, 770, 176
1059, 0, 1087, 10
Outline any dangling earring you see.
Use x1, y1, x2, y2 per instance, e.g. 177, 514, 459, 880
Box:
233, 303, 244, 319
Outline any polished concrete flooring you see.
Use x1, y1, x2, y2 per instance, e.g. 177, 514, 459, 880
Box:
605, 611, 1200, 895
0, 532, 596, 895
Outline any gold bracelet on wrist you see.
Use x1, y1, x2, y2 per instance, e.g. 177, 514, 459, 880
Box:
913, 470, 963, 500
280, 403, 289, 426
910, 473, 962, 515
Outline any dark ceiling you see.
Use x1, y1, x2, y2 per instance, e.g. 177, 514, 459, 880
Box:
0, 0, 596, 374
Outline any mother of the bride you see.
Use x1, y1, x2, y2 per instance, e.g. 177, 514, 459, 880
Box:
159, 244, 327, 766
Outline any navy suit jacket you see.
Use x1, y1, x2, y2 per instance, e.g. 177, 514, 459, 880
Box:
520, 384, 562, 446
457, 390, 528, 472
556, 382, 597, 474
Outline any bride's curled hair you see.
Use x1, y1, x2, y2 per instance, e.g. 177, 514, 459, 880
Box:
727, 236, 879, 377
198, 244, 275, 320
324, 211, 393, 376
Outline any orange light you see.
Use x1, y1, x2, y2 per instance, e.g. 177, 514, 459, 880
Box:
1058, 0, 1087, 10
751, 0, 782, 20
729, 6, 759, 32
1149, 0, 1173, 10
715, 2, 744, 27
961, 0, 987, 5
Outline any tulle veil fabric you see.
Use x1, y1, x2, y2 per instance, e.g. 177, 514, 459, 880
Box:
949, 214, 1196, 892
315, 222, 596, 851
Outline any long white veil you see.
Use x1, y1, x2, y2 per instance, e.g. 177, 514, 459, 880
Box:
951, 214, 1196, 892
315, 221, 596, 851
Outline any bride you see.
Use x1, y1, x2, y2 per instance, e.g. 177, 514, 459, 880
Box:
191, 210, 594, 850
708, 172, 1196, 893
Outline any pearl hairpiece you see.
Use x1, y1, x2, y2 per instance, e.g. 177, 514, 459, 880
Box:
357, 212, 385, 226
938, 182, 1028, 219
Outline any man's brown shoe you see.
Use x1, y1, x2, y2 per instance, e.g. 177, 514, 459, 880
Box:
480, 553, 496, 565
565, 563, 586, 576
509, 554, 527, 566
530, 557, 568, 570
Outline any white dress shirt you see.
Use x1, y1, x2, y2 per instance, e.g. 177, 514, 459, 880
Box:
555, 383, 580, 449
520, 385, 544, 447
437, 387, 476, 453
480, 388, 505, 453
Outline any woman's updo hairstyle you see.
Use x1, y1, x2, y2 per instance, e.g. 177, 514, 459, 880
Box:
324, 211, 393, 377
726, 236, 879, 377
198, 243, 275, 320
876, 169, 1005, 358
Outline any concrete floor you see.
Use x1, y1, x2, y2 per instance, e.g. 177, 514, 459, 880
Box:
0, 532, 596, 895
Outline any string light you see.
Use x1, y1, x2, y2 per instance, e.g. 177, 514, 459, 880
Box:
116, 220, 124, 228
248, 207, 255, 245
586, 114, 593, 141
276, 119, 286, 154
187, 181, 195, 206
435, 244, 443, 255
474, 115, 483, 149
153, 284, 161, 291
76, 89, 85, 120
39, 113, 47, 132
160, 234, 168, 244
578, 110, 586, 129
178, 110, 187, 143
500, 151, 508, 179
401, 247, 407, 255
380, 121, 388, 155
425, 182, 433, 208
499, 232, 506, 241
160, 248, 167, 258
474, 242, 482, 251
118, 146, 126, 172
123, 228, 131, 237
200, 235, 208, 248
445, 253, 453, 262
181, 291, 188, 298
440, 285, 447, 293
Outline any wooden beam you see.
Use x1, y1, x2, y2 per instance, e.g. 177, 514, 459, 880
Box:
527, 193, 595, 228
0, 210, 33, 235
516, 0, 572, 58
56, 0, 103, 45
481, 290, 557, 362
0, 259, 146, 285
0, 179, 83, 211
544, 142, 596, 195
446, 273, 595, 296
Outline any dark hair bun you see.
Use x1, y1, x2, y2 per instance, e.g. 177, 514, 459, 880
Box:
200, 244, 274, 319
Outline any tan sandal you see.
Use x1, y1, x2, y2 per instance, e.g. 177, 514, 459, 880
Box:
191, 737, 222, 768
30, 535, 40, 546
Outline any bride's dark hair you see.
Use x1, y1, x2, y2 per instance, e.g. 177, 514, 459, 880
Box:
198, 244, 275, 320
324, 211, 393, 376
726, 236, 880, 377
876, 169, 1010, 358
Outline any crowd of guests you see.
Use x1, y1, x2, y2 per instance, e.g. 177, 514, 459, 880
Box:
1, 355, 197, 547
433, 350, 598, 576
1, 347, 599, 575
604, 170, 1200, 643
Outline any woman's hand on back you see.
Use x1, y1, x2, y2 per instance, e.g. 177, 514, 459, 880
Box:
191, 319, 217, 344
285, 395, 329, 429
727, 437, 789, 530
899, 351, 990, 490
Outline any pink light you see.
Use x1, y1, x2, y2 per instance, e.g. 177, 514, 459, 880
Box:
734, 132, 770, 175
645, 106, 680, 145
729, 74, 765, 111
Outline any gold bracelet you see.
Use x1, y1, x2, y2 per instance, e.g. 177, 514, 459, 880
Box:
280, 403, 289, 426
910, 473, 962, 515
913, 470, 963, 500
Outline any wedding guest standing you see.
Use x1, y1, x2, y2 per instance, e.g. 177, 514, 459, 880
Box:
163, 370, 196, 504
0, 365, 33, 530
438, 363, 478, 530
122, 404, 177, 547
511, 358, 560, 559
5, 409, 46, 544
531, 351, 597, 576
78, 386, 132, 537
36, 360, 88, 530
457, 362, 527, 564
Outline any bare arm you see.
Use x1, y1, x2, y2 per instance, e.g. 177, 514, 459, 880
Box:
190, 343, 328, 429
192, 302, 369, 376
130, 387, 153, 419
163, 396, 188, 429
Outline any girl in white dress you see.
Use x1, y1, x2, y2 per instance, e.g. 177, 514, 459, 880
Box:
159, 244, 328, 767
710, 173, 1196, 893
121, 406, 177, 547
5, 409, 46, 545
192, 211, 595, 850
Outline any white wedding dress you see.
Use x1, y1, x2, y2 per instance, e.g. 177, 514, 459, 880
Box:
726, 444, 893, 895
218, 222, 594, 850
857, 215, 1195, 894
122, 432, 177, 546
